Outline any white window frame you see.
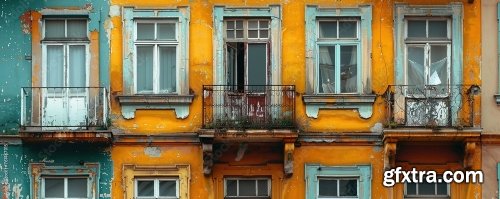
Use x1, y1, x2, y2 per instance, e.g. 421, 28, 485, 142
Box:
316, 177, 359, 199
223, 178, 271, 198
403, 17, 452, 92
42, 18, 89, 39
41, 176, 90, 199
404, 182, 450, 198
315, 18, 361, 94
133, 19, 179, 94
134, 178, 180, 199
224, 19, 270, 40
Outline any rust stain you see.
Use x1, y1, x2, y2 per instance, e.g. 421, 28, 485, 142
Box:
19, 11, 31, 34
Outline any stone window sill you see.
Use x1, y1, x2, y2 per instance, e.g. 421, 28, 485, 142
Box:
302, 94, 376, 119
117, 95, 194, 119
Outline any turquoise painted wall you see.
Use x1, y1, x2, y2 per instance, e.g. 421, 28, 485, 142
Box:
0, 0, 110, 134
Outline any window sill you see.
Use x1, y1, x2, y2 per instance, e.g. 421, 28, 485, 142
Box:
302, 94, 376, 119
117, 94, 194, 119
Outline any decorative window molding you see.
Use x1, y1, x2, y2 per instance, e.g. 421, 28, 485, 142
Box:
121, 7, 192, 119
122, 164, 190, 199
304, 5, 374, 119
29, 163, 100, 199
305, 164, 371, 199
394, 3, 463, 126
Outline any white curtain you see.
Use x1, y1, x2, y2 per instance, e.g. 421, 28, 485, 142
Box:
319, 46, 335, 93
69, 45, 86, 88
47, 45, 64, 87
342, 46, 357, 93
159, 46, 176, 93
137, 46, 154, 92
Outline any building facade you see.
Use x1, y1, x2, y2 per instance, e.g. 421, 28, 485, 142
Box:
0, 0, 486, 198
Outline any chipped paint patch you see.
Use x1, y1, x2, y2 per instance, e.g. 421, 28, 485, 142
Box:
370, 123, 383, 134
109, 5, 120, 17
12, 184, 21, 199
144, 147, 162, 157
19, 11, 31, 34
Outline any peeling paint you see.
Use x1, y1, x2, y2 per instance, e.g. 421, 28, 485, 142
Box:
370, 122, 383, 134
19, 11, 31, 34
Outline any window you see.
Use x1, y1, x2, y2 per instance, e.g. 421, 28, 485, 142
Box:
224, 178, 270, 198
317, 178, 358, 198
317, 19, 360, 93
405, 18, 451, 88
134, 20, 177, 94
135, 178, 179, 199
224, 19, 270, 88
405, 181, 449, 198
42, 176, 89, 199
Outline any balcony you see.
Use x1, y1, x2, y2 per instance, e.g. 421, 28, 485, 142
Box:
384, 85, 480, 128
202, 85, 296, 130
20, 87, 108, 132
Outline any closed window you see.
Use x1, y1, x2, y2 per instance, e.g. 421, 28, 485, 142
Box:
317, 178, 358, 198
135, 178, 179, 199
224, 178, 270, 198
316, 19, 360, 94
405, 181, 449, 198
135, 20, 178, 94
42, 176, 89, 199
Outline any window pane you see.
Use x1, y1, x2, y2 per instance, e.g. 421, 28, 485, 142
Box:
407, 46, 425, 86
137, 180, 154, 196
236, 30, 243, 38
418, 182, 435, 195
45, 20, 65, 38
67, 20, 87, 38
406, 183, 417, 195
339, 21, 357, 38
247, 43, 267, 86
249, 30, 258, 38
226, 21, 235, 29
339, 179, 357, 196
226, 180, 237, 196
47, 45, 64, 87
137, 46, 154, 93
159, 46, 176, 93
260, 20, 269, 29
436, 182, 448, 195
226, 30, 234, 39
318, 179, 337, 197
158, 23, 176, 40
319, 46, 335, 93
159, 180, 177, 197
69, 45, 87, 88
319, 21, 337, 38
428, 20, 448, 38
249, 21, 258, 29
430, 45, 448, 86
137, 23, 155, 40
340, 45, 357, 93
239, 180, 256, 196
236, 20, 243, 29
407, 20, 426, 38
260, 30, 269, 38
44, 178, 64, 198
68, 178, 88, 197
257, 180, 268, 196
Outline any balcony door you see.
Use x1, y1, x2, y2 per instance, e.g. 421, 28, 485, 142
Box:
42, 44, 88, 128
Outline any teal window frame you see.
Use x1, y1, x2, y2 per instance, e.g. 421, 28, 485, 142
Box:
305, 164, 371, 199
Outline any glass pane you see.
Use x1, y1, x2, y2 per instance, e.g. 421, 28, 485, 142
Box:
318, 46, 335, 93
430, 45, 448, 86
436, 182, 448, 195
44, 178, 64, 198
67, 20, 87, 38
340, 45, 357, 93
260, 20, 269, 28
68, 178, 88, 197
47, 45, 64, 87
248, 30, 258, 38
236, 20, 243, 29
257, 180, 268, 196
137, 23, 155, 40
226, 30, 234, 39
45, 20, 65, 38
318, 179, 337, 197
158, 23, 176, 40
319, 21, 337, 38
159, 180, 177, 196
339, 179, 357, 196
339, 21, 357, 38
407, 46, 425, 86
406, 183, 417, 195
418, 182, 435, 195
239, 180, 256, 196
260, 30, 269, 38
247, 43, 267, 86
407, 20, 426, 38
226, 21, 235, 29
249, 21, 258, 29
236, 30, 243, 38
137, 180, 154, 196
226, 180, 237, 196
429, 20, 448, 38
136, 46, 154, 93
159, 46, 176, 93
69, 45, 87, 88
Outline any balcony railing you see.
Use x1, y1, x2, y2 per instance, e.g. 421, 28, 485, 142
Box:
202, 85, 296, 129
384, 85, 480, 128
21, 87, 108, 130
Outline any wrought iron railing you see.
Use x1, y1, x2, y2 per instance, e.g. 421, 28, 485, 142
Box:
21, 87, 108, 130
202, 85, 296, 129
384, 85, 480, 128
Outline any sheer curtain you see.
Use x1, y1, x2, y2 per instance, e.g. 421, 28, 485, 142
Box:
47, 46, 64, 87
159, 46, 176, 93
137, 46, 154, 92
319, 46, 335, 93
69, 45, 86, 88
342, 46, 357, 93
